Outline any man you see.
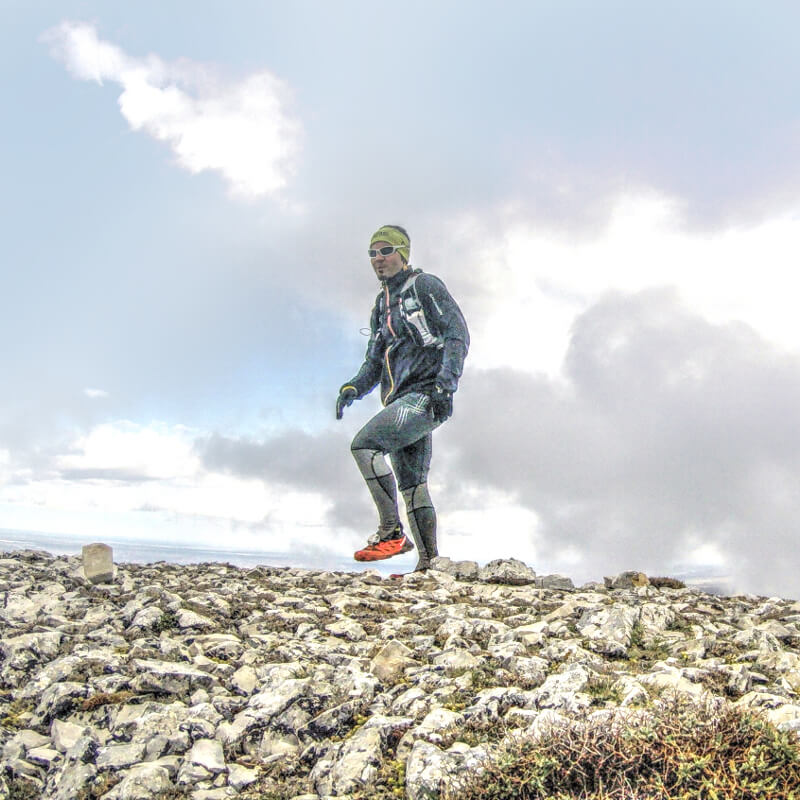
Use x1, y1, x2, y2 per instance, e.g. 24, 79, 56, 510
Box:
336, 225, 469, 572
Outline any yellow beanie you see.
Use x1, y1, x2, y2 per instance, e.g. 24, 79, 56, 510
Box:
370, 225, 410, 263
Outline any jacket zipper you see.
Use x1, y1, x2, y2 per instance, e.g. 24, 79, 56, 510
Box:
382, 282, 396, 405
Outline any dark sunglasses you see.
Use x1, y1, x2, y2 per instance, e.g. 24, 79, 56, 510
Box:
368, 245, 405, 258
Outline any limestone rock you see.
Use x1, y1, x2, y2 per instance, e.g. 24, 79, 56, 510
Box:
370, 639, 417, 683
187, 739, 226, 773
96, 742, 147, 771
130, 658, 218, 695
26, 746, 60, 768
307, 701, 360, 739
324, 725, 382, 795
33, 681, 88, 725
577, 604, 641, 656
230, 664, 258, 695
478, 558, 537, 585
639, 664, 706, 698
529, 666, 591, 711
4, 730, 49, 758
432, 648, 482, 671
101, 764, 173, 799
325, 617, 367, 641
604, 571, 649, 589
397, 707, 464, 758
176, 608, 217, 630
227, 763, 258, 789
430, 556, 480, 581
0, 593, 38, 624
406, 740, 488, 800
52, 762, 97, 800
537, 574, 575, 590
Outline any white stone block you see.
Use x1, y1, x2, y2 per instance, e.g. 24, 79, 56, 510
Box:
82, 543, 114, 584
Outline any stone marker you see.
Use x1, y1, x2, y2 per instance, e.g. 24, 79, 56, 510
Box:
82, 543, 113, 584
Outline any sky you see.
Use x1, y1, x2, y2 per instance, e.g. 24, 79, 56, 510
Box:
3, 1, 800, 596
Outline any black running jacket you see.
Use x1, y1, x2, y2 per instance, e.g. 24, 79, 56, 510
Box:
343, 268, 469, 406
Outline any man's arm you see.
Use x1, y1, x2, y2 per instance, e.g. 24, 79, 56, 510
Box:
417, 274, 469, 392
342, 300, 384, 398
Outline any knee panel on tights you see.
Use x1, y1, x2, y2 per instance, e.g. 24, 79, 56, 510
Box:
401, 482, 434, 512
352, 448, 392, 479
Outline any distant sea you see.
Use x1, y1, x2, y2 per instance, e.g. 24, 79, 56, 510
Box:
0, 528, 388, 575
0, 528, 735, 593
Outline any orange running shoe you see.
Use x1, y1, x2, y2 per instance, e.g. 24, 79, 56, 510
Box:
354, 529, 414, 562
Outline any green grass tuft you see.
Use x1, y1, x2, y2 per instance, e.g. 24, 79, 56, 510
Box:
150, 610, 179, 633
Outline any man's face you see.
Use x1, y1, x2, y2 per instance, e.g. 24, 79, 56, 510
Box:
370, 241, 406, 281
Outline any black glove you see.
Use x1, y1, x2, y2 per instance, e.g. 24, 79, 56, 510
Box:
335, 386, 358, 420
430, 385, 453, 423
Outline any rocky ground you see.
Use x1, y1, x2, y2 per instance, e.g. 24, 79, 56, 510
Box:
1, 549, 800, 800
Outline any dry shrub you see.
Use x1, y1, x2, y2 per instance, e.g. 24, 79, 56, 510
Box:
7, 778, 39, 800
81, 690, 135, 711
448, 695, 800, 799
649, 577, 687, 590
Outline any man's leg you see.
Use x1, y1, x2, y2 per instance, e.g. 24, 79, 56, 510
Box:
391, 425, 437, 571
350, 393, 438, 561
350, 448, 401, 537
400, 482, 437, 571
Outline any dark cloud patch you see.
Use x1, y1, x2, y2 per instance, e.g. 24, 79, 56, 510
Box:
196, 428, 374, 529
58, 468, 158, 483
447, 289, 800, 596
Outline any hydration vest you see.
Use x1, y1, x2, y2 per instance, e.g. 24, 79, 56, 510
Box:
382, 271, 444, 349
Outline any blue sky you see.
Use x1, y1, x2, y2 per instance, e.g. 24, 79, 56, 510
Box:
3, 2, 800, 595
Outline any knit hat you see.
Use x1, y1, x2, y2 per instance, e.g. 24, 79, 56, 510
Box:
370, 225, 410, 263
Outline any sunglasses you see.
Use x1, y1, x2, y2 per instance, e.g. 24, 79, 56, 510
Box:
368, 245, 405, 258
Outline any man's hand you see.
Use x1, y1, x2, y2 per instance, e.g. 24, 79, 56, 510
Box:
336, 386, 358, 420
430, 385, 453, 423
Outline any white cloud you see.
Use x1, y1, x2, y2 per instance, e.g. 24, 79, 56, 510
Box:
0, 449, 10, 488
436, 488, 543, 566
57, 421, 198, 480
1, 421, 330, 549
83, 388, 109, 399
456, 193, 800, 377
43, 21, 301, 198
450, 287, 800, 597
